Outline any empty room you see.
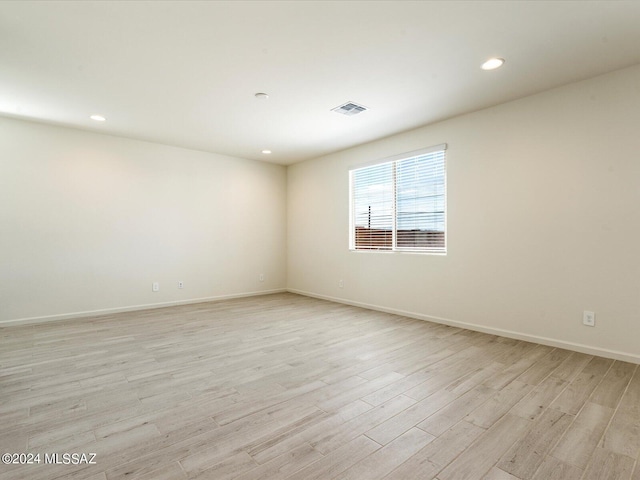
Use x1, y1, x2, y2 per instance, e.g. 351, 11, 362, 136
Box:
2, 1, 640, 479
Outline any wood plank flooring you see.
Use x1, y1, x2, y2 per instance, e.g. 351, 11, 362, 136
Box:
1, 292, 639, 479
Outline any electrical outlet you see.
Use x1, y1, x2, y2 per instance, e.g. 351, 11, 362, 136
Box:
583, 310, 595, 327
259, 273, 264, 282
152, 282, 159, 292
178, 281, 184, 289
339, 279, 344, 288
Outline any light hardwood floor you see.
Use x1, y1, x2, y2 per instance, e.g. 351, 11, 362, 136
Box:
1, 293, 639, 479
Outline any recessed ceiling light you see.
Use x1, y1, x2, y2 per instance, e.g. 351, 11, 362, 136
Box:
262, 150, 272, 154
90, 114, 106, 122
481, 58, 505, 71
255, 93, 269, 100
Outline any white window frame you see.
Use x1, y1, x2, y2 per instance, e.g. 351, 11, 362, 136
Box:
349, 143, 447, 254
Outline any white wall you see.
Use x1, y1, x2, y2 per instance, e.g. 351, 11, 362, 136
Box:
0, 118, 287, 323
287, 64, 640, 362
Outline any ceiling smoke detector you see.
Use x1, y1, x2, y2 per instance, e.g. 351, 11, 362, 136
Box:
331, 101, 368, 116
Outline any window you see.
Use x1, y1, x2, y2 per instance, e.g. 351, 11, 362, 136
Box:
349, 144, 447, 253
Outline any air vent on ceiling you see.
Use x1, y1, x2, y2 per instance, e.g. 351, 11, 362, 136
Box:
331, 101, 368, 116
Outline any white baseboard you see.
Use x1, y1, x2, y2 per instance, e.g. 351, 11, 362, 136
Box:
0, 289, 287, 327
287, 288, 640, 365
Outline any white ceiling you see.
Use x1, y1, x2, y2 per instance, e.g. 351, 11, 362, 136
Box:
1, 1, 640, 165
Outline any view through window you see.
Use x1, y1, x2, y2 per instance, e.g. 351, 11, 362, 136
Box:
350, 144, 447, 253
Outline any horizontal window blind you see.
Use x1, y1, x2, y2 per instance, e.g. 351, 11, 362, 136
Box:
352, 161, 394, 250
350, 145, 446, 253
